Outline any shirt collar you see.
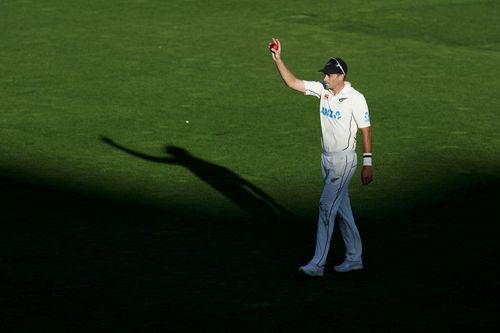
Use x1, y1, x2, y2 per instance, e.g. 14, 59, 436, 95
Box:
339, 81, 352, 96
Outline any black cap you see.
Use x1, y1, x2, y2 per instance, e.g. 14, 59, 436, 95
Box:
319, 57, 348, 75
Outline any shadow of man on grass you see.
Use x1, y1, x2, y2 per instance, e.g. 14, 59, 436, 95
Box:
100, 136, 291, 220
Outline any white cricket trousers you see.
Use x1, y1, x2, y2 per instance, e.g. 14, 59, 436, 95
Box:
309, 150, 362, 268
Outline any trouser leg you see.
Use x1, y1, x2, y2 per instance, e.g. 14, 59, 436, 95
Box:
310, 178, 344, 267
309, 153, 356, 267
337, 194, 363, 262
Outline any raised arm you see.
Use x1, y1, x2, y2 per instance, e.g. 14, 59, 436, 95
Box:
100, 136, 176, 164
359, 126, 373, 186
269, 38, 305, 93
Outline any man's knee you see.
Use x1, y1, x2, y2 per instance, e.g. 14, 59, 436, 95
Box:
319, 198, 334, 225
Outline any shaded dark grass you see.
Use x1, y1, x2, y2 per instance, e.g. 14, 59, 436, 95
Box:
1, 167, 498, 332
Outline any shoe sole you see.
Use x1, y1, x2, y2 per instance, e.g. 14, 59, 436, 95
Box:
298, 268, 324, 277
334, 265, 363, 273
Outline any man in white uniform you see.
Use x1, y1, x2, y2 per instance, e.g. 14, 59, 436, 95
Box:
269, 38, 373, 277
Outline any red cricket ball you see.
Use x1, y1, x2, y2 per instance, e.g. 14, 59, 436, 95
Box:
269, 42, 278, 51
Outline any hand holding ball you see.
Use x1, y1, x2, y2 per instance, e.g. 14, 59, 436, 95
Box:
268, 38, 281, 60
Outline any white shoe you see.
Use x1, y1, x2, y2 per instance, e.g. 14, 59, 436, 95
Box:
334, 260, 363, 272
298, 263, 324, 277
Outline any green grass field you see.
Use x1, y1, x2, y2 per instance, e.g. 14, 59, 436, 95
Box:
1, 0, 499, 331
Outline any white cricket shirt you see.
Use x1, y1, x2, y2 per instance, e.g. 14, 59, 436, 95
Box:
304, 80, 370, 153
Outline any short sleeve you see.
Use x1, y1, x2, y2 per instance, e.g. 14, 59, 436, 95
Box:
303, 80, 324, 99
352, 93, 371, 128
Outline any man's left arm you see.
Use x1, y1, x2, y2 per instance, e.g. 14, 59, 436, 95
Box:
360, 126, 373, 186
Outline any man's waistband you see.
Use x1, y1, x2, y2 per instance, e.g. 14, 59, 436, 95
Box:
321, 150, 356, 157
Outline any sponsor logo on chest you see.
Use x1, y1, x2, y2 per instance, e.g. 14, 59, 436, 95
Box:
321, 107, 342, 119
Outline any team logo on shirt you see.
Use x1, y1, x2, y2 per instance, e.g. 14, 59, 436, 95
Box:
321, 107, 341, 119
324, 94, 329, 99
364, 112, 370, 122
